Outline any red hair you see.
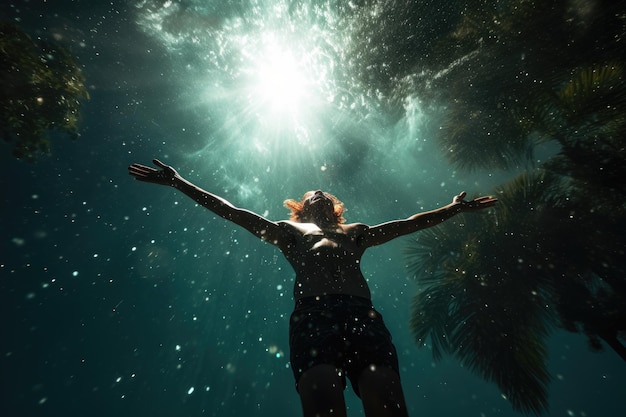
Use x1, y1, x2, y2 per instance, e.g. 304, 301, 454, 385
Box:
283, 192, 346, 223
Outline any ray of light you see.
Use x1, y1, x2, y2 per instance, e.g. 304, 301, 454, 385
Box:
132, 0, 432, 210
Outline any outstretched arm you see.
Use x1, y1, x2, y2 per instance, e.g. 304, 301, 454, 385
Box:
359, 192, 497, 247
128, 159, 292, 249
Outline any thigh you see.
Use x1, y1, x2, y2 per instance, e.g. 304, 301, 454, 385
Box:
358, 365, 408, 417
298, 364, 347, 417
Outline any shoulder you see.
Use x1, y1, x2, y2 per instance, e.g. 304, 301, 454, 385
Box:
277, 220, 304, 231
340, 222, 370, 236
277, 220, 297, 228
339, 223, 371, 248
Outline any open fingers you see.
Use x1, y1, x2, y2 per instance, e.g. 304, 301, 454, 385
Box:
474, 195, 498, 206
128, 163, 157, 179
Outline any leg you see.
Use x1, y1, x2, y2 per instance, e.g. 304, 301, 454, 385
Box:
298, 364, 347, 417
358, 365, 409, 417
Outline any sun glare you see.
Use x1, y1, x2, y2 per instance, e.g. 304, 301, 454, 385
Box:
139, 2, 350, 172
256, 48, 308, 113
247, 35, 313, 121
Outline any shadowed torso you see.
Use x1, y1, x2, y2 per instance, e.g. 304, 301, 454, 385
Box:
279, 221, 372, 301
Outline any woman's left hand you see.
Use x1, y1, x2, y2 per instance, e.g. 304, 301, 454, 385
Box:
453, 191, 498, 212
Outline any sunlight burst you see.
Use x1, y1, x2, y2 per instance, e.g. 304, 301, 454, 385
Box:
242, 32, 318, 126
254, 45, 308, 116
134, 0, 367, 188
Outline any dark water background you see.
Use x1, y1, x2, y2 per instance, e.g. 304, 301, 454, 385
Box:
2, 1, 625, 416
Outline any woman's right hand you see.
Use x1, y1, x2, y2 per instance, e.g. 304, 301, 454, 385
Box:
128, 159, 180, 186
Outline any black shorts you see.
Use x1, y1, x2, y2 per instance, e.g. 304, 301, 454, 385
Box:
289, 294, 400, 397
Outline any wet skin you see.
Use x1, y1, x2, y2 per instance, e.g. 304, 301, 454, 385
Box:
128, 160, 497, 302
128, 159, 497, 417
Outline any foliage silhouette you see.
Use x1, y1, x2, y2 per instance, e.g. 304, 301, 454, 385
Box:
0, 22, 89, 161
540, 70, 626, 359
408, 168, 626, 413
408, 172, 562, 415
403, 0, 626, 414
352, 0, 626, 170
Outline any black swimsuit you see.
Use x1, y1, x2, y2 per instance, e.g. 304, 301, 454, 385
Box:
288, 294, 400, 397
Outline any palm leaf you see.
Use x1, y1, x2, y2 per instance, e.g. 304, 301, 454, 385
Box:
407, 172, 568, 414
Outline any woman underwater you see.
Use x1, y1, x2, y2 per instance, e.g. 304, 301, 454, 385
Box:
129, 159, 497, 417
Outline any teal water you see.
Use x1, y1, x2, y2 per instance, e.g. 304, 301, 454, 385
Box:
2, 1, 625, 416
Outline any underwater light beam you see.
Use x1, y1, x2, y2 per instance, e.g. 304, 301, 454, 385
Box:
254, 46, 309, 115
137, 1, 364, 182
240, 31, 322, 129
